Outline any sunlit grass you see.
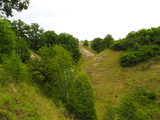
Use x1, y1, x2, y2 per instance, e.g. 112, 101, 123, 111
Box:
79, 47, 160, 119
0, 82, 68, 120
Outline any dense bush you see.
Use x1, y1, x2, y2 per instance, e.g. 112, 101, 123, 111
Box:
111, 39, 125, 51
15, 38, 30, 62
83, 40, 89, 46
66, 73, 97, 120
120, 44, 160, 67
91, 37, 103, 53
91, 35, 115, 53
101, 34, 114, 50
0, 51, 30, 85
0, 19, 16, 63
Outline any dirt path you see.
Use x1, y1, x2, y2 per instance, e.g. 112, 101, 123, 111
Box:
30, 50, 41, 60
79, 42, 94, 59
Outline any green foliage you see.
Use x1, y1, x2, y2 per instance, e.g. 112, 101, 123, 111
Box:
134, 86, 157, 106
25, 23, 45, 50
118, 95, 150, 120
103, 87, 159, 120
10, 19, 81, 62
44, 46, 75, 101
112, 27, 160, 51
66, 72, 97, 120
10, 19, 28, 39
34, 45, 97, 119
0, 51, 30, 85
120, 44, 160, 67
111, 39, 125, 51
0, 18, 16, 63
36, 45, 74, 84
91, 35, 115, 53
101, 34, 114, 50
148, 90, 157, 100
103, 104, 116, 120
91, 37, 103, 53
57, 33, 81, 62
120, 51, 139, 67
83, 40, 89, 46
0, 0, 29, 17
14, 38, 30, 62
43, 30, 58, 46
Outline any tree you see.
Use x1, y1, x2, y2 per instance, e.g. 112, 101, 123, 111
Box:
83, 40, 89, 46
43, 30, 58, 46
91, 37, 103, 53
57, 33, 81, 62
32, 45, 97, 119
10, 19, 28, 39
36, 45, 74, 86
0, 18, 16, 63
25, 23, 45, 50
101, 34, 114, 50
14, 38, 30, 62
0, 0, 30, 17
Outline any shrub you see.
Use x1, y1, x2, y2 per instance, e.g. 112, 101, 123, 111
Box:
15, 38, 30, 62
120, 44, 160, 67
111, 40, 126, 51
66, 73, 97, 120
0, 51, 30, 85
134, 86, 157, 105
120, 51, 139, 67
147, 90, 157, 100
83, 40, 89, 46
118, 95, 150, 120
91, 37, 103, 53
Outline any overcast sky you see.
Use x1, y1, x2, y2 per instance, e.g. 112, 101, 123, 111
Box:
9, 0, 160, 41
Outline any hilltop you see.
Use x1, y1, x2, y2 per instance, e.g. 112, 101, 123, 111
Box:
79, 42, 160, 119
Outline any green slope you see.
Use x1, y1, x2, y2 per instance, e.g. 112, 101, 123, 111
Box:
79, 44, 160, 119
0, 82, 69, 120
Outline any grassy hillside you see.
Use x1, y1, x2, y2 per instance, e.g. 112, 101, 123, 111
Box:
79, 43, 160, 119
0, 82, 69, 120
0, 63, 73, 120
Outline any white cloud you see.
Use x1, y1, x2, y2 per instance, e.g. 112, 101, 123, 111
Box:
9, 0, 160, 40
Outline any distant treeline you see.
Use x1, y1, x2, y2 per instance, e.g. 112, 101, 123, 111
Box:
90, 27, 160, 67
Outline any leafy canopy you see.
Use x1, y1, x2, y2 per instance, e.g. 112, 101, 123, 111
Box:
0, 0, 30, 17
